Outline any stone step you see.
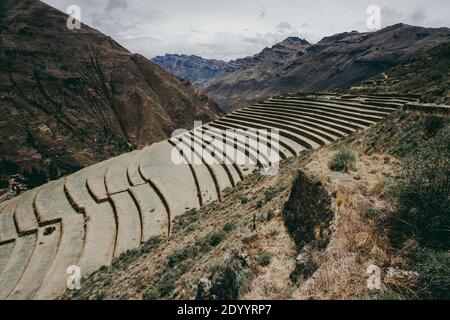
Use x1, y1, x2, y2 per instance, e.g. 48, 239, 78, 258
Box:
65, 169, 116, 276
0, 242, 15, 275
0, 200, 19, 243
323, 98, 399, 113
208, 122, 289, 160
220, 115, 311, 153
33, 179, 85, 300
235, 110, 338, 144
106, 150, 141, 195
279, 97, 392, 117
186, 130, 243, 187
199, 126, 274, 169
8, 224, 60, 299
265, 100, 381, 124
241, 107, 347, 139
168, 139, 219, 204
256, 102, 370, 129
14, 188, 40, 235
110, 191, 142, 258
127, 150, 147, 186
0, 233, 36, 299
139, 141, 200, 218
188, 129, 255, 178
130, 184, 170, 241
247, 105, 354, 135
210, 119, 296, 158
188, 129, 236, 192
185, 133, 244, 180
86, 158, 114, 202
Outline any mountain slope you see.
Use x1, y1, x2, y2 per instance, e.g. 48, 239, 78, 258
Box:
203, 24, 450, 110
151, 54, 250, 85
0, 0, 221, 186
350, 42, 450, 104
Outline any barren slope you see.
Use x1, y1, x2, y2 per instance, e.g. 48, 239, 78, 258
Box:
0, 0, 221, 184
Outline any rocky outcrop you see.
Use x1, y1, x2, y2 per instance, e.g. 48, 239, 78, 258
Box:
283, 171, 337, 277
203, 25, 450, 110
0, 0, 221, 184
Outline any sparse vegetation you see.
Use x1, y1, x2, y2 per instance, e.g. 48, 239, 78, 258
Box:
362, 208, 382, 220
407, 248, 450, 300
328, 145, 357, 172
197, 251, 250, 300
388, 128, 450, 250
238, 194, 249, 204
143, 227, 229, 300
259, 252, 273, 266
173, 208, 199, 233
222, 221, 235, 232
268, 225, 280, 238
264, 186, 283, 203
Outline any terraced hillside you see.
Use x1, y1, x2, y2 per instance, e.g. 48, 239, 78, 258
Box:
350, 42, 450, 105
0, 93, 418, 299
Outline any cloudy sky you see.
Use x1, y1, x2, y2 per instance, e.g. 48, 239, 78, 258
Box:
43, 0, 450, 61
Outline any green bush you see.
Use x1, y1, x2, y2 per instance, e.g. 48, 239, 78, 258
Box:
167, 245, 198, 268
264, 186, 282, 203
222, 221, 235, 232
142, 288, 160, 300
239, 195, 248, 204
208, 230, 226, 247
268, 225, 279, 238
259, 252, 273, 266
328, 145, 357, 172
388, 128, 450, 250
173, 208, 199, 232
198, 251, 249, 300
194, 229, 227, 253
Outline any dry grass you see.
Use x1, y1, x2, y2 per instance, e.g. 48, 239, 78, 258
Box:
63, 140, 402, 300
291, 146, 397, 299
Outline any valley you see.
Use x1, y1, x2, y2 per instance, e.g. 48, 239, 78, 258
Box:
0, 0, 448, 302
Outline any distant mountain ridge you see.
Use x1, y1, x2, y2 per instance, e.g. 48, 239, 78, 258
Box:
156, 25, 450, 110
151, 54, 251, 85
203, 24, 450, 110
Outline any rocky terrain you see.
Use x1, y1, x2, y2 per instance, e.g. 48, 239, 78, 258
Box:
0, 0, 221, 188
201, 25, 450, 110
151, 54, 250, 85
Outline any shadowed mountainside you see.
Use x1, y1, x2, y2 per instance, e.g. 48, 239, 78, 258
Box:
0, 0, 221, 186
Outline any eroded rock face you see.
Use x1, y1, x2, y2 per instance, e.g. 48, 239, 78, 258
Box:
0, 0, 221, 182
203, 25, 450, 110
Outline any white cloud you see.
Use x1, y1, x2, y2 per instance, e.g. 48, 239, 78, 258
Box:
105, 0, 128, 12
43, 0, 450, 61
